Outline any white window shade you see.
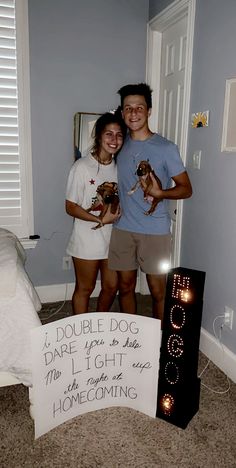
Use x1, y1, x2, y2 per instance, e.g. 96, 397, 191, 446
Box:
0, 0, 33, 238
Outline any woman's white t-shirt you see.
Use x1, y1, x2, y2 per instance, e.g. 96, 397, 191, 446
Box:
66, 154, 117, 259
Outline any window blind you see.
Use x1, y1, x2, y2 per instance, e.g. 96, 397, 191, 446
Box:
0, 0, 33, 238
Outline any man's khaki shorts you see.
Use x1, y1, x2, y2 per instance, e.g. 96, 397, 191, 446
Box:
108, 228, 171, 275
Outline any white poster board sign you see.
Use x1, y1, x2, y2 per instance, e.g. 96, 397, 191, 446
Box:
31, 313, 161, 438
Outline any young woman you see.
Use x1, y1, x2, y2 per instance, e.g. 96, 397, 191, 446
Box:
65, 110, 126, 314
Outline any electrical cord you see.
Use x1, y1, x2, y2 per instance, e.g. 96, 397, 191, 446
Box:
39, 231, 71, 319
40, 283, 69, 321
199, 314, 231, 394
42, 231, 64, 241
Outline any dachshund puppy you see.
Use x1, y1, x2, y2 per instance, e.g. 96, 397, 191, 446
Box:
128, 160, 162, 215
87, 181, 119, 229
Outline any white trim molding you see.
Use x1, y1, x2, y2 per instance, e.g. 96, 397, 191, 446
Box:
21, 238, 38, 249
36, 280, 140, 304
221, 77, 236, 152
200, 327, 236, 383
36, 281, 102, 304
16, 0, 34, 236
146, 0, 196, 269
0, 372, 21, 387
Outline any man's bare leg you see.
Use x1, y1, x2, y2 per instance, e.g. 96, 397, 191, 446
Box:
146, 273, 167, 326
117, 270, 137, 314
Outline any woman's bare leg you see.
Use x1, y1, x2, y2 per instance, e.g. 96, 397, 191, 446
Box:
96, 259, 118, 311
72, 257, 99, 314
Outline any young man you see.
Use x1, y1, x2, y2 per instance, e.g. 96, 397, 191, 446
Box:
108, 83, 192, 325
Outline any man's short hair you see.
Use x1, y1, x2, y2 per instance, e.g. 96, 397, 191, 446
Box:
117, 83, 153, 109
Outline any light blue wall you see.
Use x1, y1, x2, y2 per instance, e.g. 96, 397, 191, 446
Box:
181, 0, 236, 353
149, 0, 173, 19
150, 0, 236, 354
26, 0, 148, 286
27, 0, 236, 355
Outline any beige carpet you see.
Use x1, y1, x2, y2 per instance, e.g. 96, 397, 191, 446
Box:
1, 296, 236, 468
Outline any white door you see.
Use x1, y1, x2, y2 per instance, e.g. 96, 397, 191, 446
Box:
140, 0, 195, 293
158, 14, 187, 266
159, 16, 187, 145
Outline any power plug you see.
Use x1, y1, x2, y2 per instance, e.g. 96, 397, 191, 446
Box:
224, 306, 234, 330
62, 256, 72, 270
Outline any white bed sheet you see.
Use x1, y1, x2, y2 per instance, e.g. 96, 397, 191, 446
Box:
0, 229, 42, 386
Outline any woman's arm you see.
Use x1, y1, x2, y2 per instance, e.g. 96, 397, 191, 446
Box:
65, 200, 103, 226
65, 200, 120, 227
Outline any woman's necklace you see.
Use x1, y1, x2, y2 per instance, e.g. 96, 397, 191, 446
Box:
96, 155, 113, 165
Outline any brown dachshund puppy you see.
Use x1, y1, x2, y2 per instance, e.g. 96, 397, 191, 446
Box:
87, 181, 119, 229
128, 160, 162, 215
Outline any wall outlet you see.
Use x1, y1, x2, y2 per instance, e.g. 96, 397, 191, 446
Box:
224, 306, 234, 330
62, 256, 72, 270
192, 150, 202, 169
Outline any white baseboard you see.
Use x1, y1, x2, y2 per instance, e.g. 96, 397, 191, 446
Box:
36, 281, 101, 304
36, 280, 140, 304
200, 327, 236, 383
0, 372, 21, 387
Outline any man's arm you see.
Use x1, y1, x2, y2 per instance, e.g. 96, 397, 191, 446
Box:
141, 171, 192, 200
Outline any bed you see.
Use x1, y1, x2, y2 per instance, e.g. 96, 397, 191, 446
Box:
0, 228, 42, 416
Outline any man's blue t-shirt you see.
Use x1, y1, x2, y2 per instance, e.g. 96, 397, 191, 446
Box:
115, 133, 186, 235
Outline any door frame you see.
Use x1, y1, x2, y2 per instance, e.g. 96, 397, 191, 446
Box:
146, 0, 196, 268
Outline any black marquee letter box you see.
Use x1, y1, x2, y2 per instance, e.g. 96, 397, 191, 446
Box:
157, 267, 206, 429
